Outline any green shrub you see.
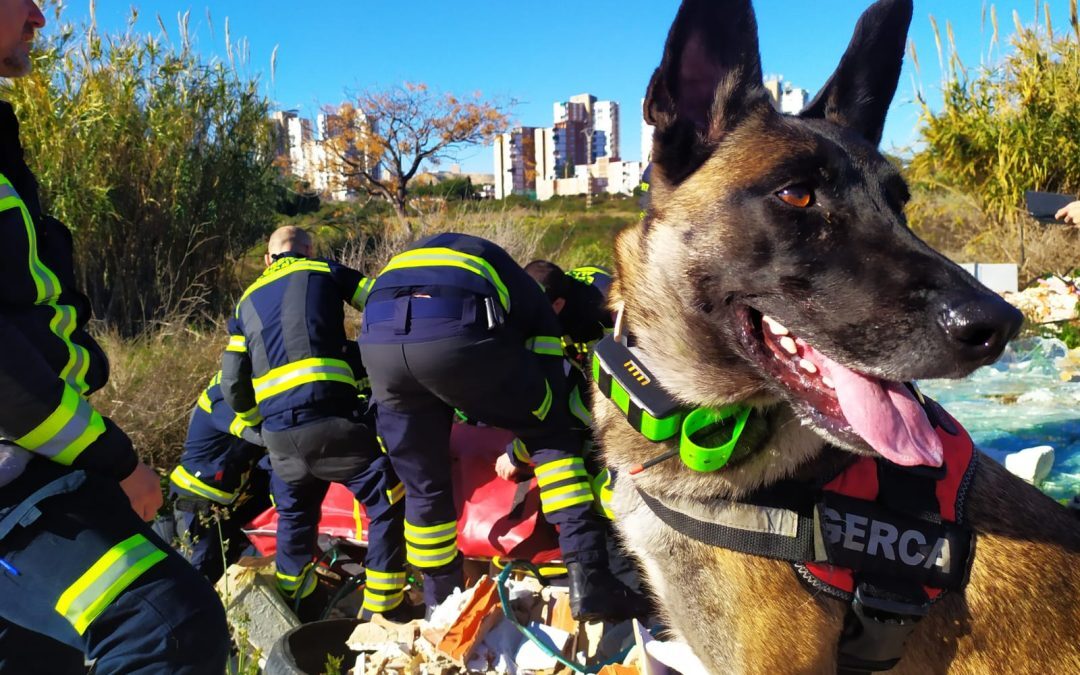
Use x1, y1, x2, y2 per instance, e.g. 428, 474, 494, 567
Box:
1, 5, 281, 334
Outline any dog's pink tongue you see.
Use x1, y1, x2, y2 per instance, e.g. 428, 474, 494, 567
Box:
812, 348, 943, 467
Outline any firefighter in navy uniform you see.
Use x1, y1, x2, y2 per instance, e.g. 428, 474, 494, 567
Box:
168, 371, 271, 583
0, 3, 229, 672
221, 226, 409, 621
524, 261, 613, 370
359, 232, 641, 621
513, 261, 649, 603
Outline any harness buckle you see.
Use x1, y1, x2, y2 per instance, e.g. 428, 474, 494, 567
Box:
837, 582, 929, 673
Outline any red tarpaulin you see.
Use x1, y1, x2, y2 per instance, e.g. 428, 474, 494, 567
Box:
244, 424, 562, 564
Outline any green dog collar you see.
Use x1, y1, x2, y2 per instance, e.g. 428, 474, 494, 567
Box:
591, 333, 752, 472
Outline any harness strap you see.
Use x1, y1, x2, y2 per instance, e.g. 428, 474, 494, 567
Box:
635, 487, 818, 563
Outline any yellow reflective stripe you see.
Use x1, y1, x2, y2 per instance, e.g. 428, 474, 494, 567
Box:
569, 386, 592, 426
238, 259, 331, 307
526, 335, 564, 357
541, 485, 596, 513
538, 468, 590, 488
55, 534, 167, 635
535, 457, 587, 485
252, 357, 355, 403
366, 569, 407, 585
226, 335, 247, 353
571, 266, 609, 278
15, 386, 106, 465
210, 371, 222, 387
541, 481, 592, 500
276, 566, 317, 598
532, 380, 552, 421
511, 438, 531, 464
169, 465, 236, 504
197, 390, 213, 414
381, 247, 510, 311
592, 469, 615, 520
0, 174, 91, 394
352, 277, 375, 310
404, 520, 457, 542
376, 435, 388, 454
235, 406, 262, 425
362, 590, 404, 612
354, 499, 363, 539
406, 542, 458, 568
386, 482, 405, 505
228, 415, 248, 438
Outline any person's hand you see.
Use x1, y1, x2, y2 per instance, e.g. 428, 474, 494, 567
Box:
495, 453, 521, 481
1055, 200, 1080, 225
120, 461, 164, 521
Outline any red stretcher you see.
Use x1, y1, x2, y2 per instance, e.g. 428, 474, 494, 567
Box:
243, 424, 563, 564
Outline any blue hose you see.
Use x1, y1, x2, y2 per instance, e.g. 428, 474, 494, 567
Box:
495, 561, 633, 674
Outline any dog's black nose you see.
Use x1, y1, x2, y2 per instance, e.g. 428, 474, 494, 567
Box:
939, 294, 1024, 365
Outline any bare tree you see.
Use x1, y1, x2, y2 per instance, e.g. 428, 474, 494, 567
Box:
323, 83, 511, 234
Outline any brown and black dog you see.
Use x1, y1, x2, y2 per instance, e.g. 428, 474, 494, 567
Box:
597, 0, 1080, 672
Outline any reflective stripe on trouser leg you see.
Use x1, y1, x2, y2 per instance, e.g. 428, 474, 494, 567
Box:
363, 569, 407, 613
404, 519, 458, 569
535, 456, 594, 514
54, 534, 168, 635
276, 563, 317, 599
530, 450, 608, 565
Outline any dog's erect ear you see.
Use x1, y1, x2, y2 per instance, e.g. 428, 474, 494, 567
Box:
645, 0, 768, 182
800, 0, 913, 145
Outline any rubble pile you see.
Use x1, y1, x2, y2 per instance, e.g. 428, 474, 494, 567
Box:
1003, 275, 1080, 324
221, 559, 707, 674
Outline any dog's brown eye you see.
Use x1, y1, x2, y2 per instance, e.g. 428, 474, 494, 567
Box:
777, 186, 814, 208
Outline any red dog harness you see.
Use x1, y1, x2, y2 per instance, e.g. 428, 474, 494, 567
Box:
634, 396, 977, 673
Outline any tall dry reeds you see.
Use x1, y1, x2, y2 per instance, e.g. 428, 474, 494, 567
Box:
907, 0, 1080, 282
91, 320, 225, 469
1, 3, 281, 335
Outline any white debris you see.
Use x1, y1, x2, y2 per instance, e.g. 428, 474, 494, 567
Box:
513, 622, 570, 672
1004, 445, 1056, 485
644, 640, 710, 675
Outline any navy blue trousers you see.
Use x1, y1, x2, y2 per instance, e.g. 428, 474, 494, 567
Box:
264, 415, 405, 594
0, 460, 229, 674
362, 328, 608, 607
172, 465, 272, 584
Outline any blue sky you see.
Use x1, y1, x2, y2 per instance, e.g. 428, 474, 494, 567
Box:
59, 1, 1069, 173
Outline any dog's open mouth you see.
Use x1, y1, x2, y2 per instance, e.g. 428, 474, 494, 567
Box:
737, 306, 943, 467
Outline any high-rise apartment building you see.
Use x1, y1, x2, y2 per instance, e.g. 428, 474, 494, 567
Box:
272, 110, 313, 178
640, 98, 654, 166
493, 127, 539, 199
764, 76, 810, 115
593, 100, 620, 161
271, 107, 383, 201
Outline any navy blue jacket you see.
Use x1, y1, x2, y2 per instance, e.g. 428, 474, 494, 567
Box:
0, 101, 136, 486
220, 254, 372, 432
169, 373, 264, 504
361, 232, 562, 347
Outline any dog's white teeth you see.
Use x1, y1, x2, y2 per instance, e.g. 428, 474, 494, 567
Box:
763, 315, 789, 336
822, 376, 835, 389
799, 359, 818, 375
779, 336, 798, 355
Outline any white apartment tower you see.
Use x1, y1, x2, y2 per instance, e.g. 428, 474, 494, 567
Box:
271, 110, 313, 178
592, 100, 619, 161
640, 98, 654, 165
764, 75, 810, 115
